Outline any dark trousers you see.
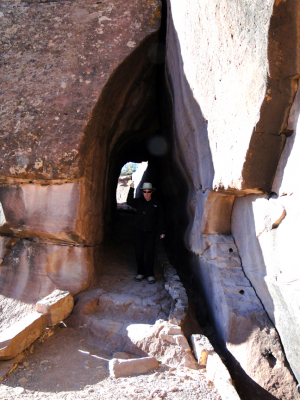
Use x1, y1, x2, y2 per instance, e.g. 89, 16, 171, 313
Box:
133, 230, 156, 277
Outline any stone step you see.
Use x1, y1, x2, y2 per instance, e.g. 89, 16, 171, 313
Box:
96, 293, 169, 324
84, 315, 147, 355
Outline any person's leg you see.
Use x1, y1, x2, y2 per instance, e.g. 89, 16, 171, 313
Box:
144, 231, 156, 278
133, 230, 146, 275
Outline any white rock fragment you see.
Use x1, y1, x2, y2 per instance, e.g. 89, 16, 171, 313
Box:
190, 334, 214, 366
108, 356, 159, 378
206, 352, 240, 400
14, 387, 25, 394
0, 201, 6, 226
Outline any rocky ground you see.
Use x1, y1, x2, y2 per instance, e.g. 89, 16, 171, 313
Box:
0, 326, 221, 399
0, 212, 222, 399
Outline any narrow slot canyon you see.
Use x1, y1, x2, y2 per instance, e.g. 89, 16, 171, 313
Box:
0, 0, 300, 399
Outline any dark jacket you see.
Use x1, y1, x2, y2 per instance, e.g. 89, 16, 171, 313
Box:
126, 187, 165, 234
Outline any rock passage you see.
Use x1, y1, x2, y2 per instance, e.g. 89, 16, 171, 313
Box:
0, 212, 222, 399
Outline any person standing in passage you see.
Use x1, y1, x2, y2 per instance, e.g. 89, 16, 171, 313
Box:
126, 182, 165, 284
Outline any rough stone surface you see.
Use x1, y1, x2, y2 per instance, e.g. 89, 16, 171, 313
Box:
185, 233, 297, 399
0, 326, 222, 400
200, 192, 235, 235
127, 320, 199, 370
0, 0, 162, 249
0, 0, 160, 180
157, 244, 188, 325
232, 84, 300, 384
166, 0, 276, 193
0, 0, 299, 398
0, 312, 47, 360
206, 352, 232, 385
0, 183, 81, 243
67, 218, 173, 354
165, 0, 300, 398
108, 356, 159, 378
0, 238, 94, 334
36, 289, 74, 326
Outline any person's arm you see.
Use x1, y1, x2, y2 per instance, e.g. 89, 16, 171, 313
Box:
126, 184, 137, 208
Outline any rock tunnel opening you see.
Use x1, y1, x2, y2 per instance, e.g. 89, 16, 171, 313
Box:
76, 0, 190, 259
0, 0, 299, 397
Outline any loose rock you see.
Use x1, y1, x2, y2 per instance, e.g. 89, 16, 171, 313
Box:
108, 357, 159, 379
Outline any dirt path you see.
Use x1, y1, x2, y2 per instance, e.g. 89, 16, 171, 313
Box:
0, 212, 222, 399
0, 326, 221, 399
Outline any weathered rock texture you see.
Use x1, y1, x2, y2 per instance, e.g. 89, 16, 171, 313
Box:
36, 289, 74, 325
0, 290, 73, 360
0, 0, 161, 330
66, 227, 173, 354
1, 0, 300, 397
232, 85, 300, 384
164, 0, 300, 398
0, 0, 160, 181
127, 320, 199, 370
0, 312, 47, 360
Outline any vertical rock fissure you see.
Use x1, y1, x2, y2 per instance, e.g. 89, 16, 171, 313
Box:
232, 233, 297, 383
232, 235, 275, 327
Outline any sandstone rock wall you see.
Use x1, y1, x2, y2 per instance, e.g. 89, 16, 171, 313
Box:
1, 0, 300, 396
232, 85, 300, 383
165, 0, 300, 397
0, 0, 161, 328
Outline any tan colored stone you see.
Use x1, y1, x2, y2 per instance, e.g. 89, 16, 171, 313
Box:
36, 290, 74, 326
200, 192, 235, 235
0, 184, 81, 243
0, 239, 94, 314
108, 356, 159, 378
0, 312, 47, 360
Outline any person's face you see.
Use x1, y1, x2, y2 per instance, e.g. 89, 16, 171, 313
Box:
143, 190, 153, 201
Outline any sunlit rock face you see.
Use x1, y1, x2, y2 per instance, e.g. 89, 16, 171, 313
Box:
166, 0, 275, 193
232, 87, 300, 384
0, 0, 161, 328
166, 0, 299, 397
